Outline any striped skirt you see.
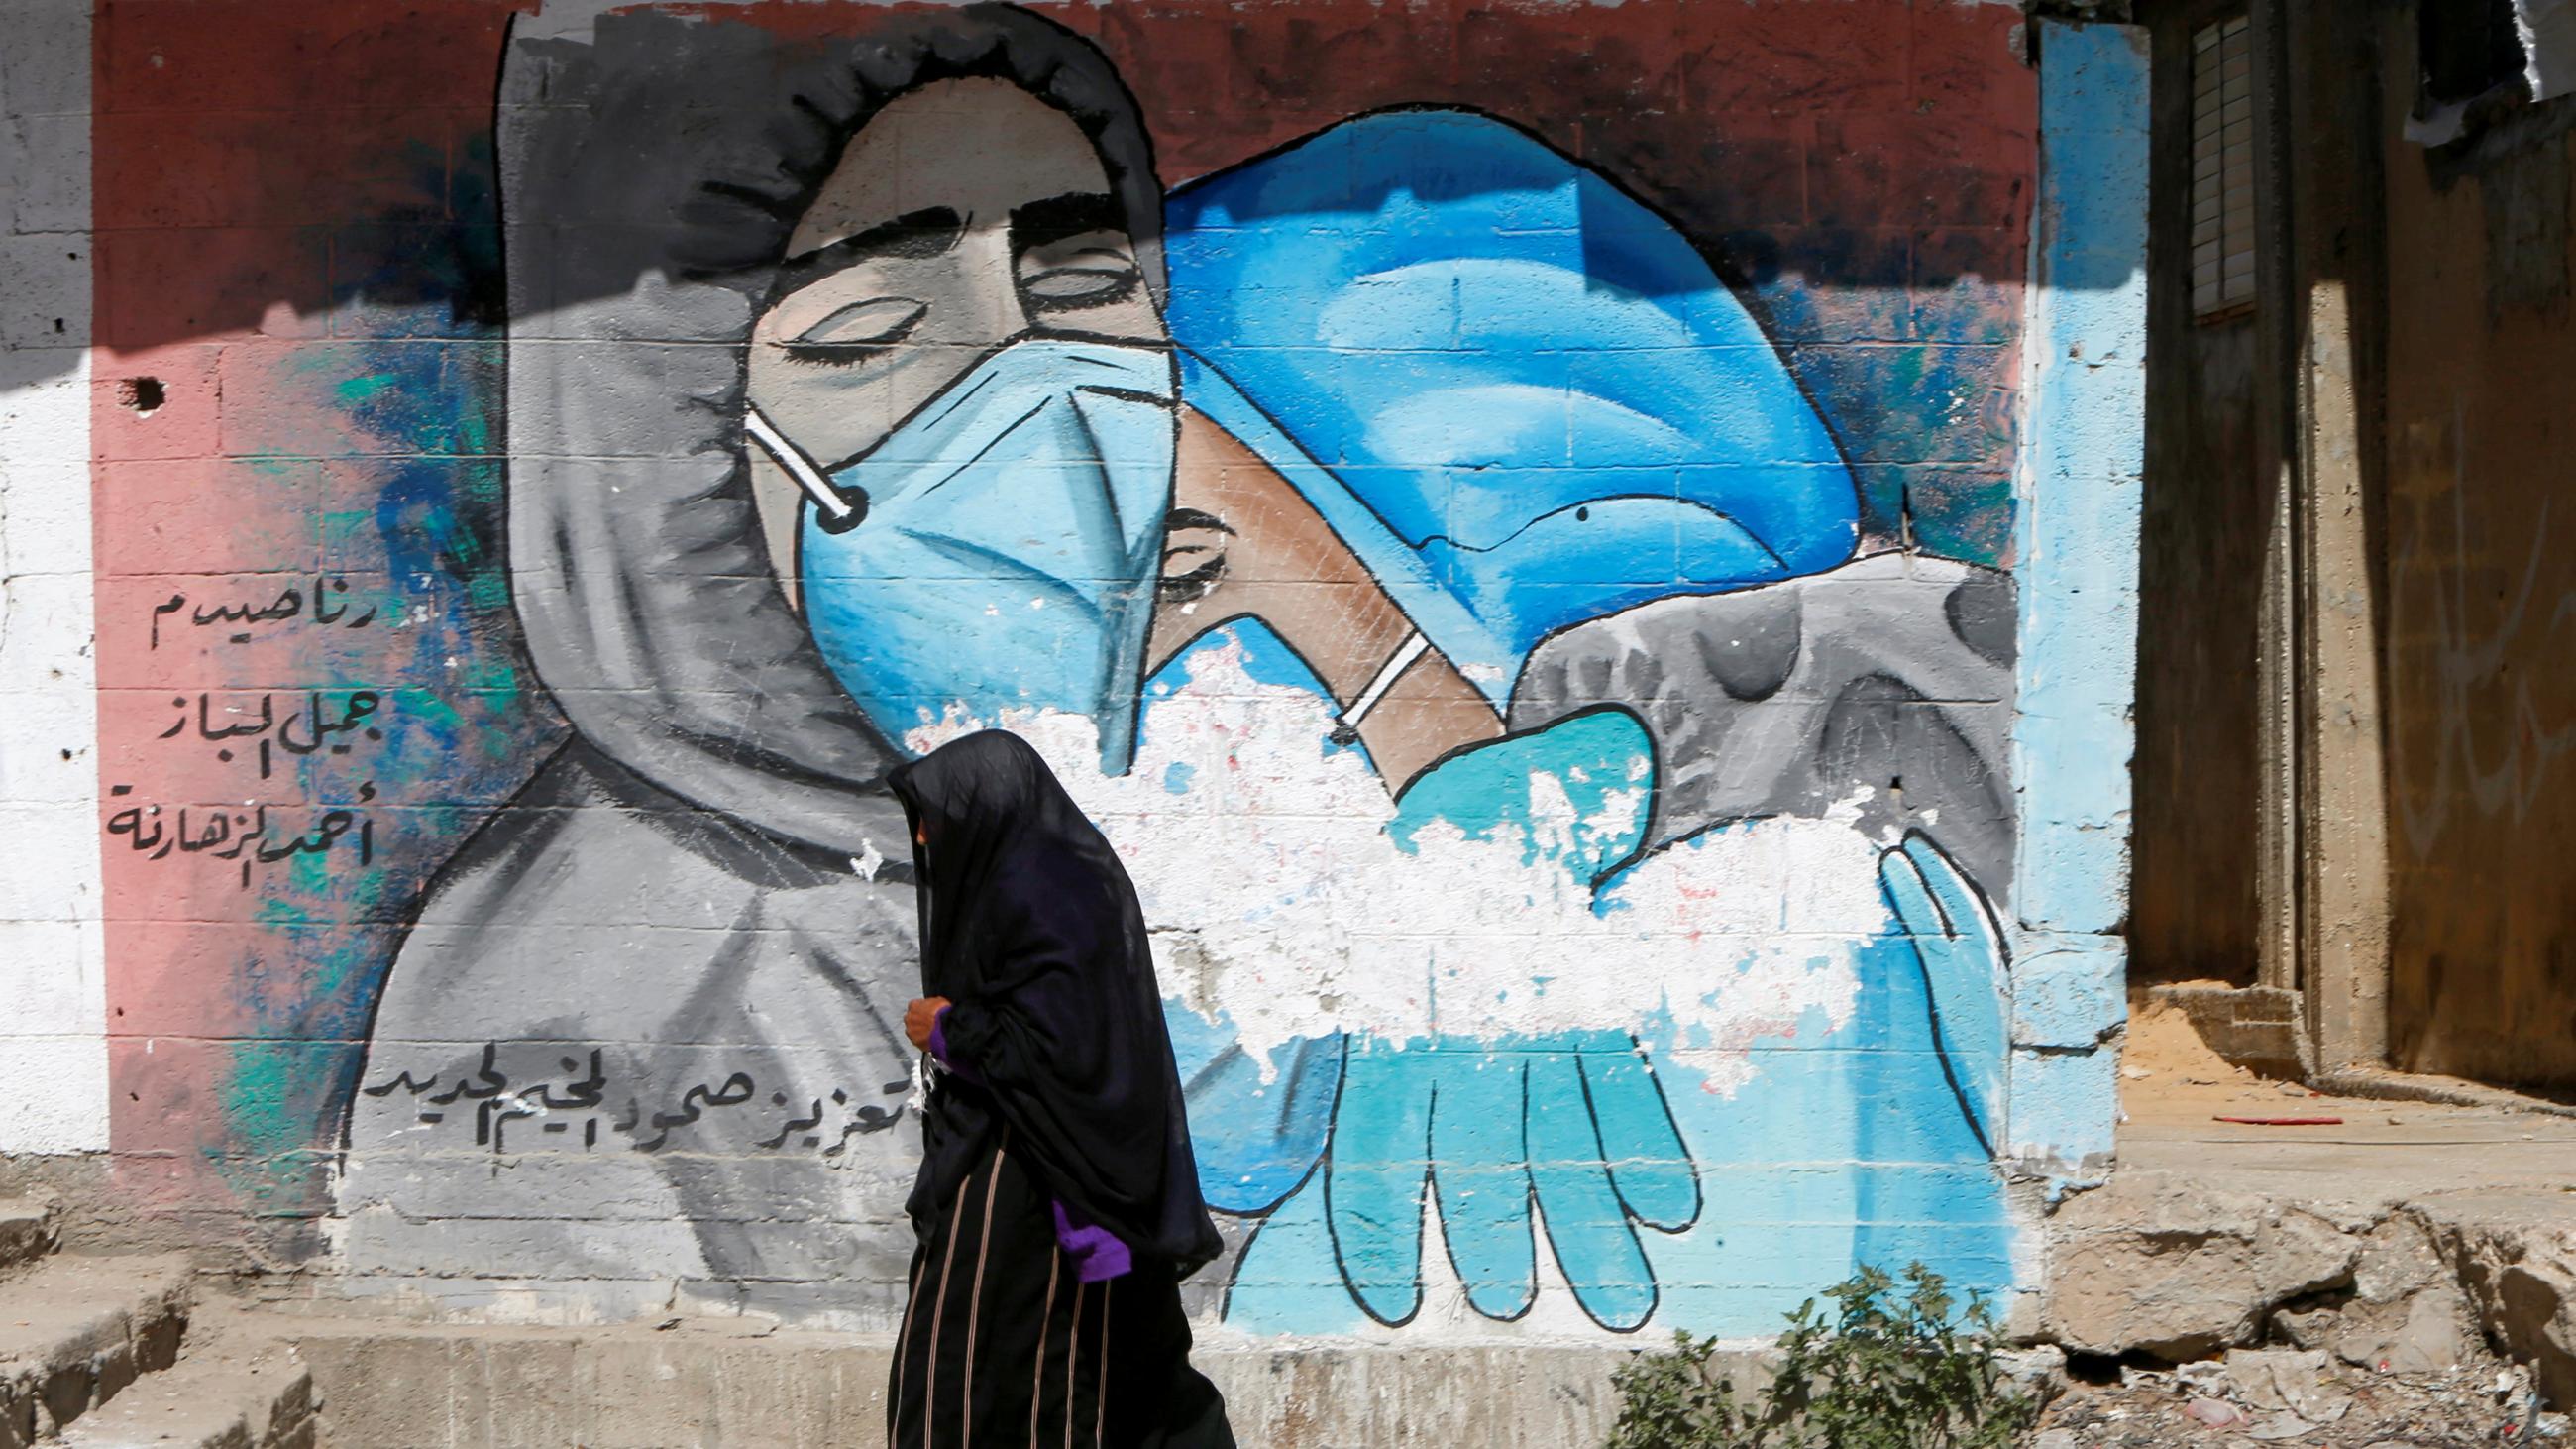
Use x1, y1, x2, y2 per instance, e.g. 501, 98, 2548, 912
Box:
887, 1138, 1234, 1449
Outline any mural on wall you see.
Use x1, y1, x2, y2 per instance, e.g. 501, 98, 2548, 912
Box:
94, 0, 2038, 1337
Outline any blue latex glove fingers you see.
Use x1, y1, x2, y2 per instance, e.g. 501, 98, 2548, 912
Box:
1428, 1043, 1538, 1320
1878, 834, 2009, 1156
1573, 1030, 1700, 1232
1526, 1045, 1659, 1330
1325, 1036, 1436, 1325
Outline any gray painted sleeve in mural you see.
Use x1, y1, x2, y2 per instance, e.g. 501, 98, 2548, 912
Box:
1510, 553, 2018, 896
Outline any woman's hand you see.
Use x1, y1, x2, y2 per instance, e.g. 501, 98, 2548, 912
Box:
905, 996, 952, 1054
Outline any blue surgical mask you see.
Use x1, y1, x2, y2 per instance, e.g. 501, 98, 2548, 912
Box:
749, 338, 1179, 774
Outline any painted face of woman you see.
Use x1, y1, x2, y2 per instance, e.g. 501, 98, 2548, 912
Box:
745, 79, 1181, 770
746, 79, 1166, 478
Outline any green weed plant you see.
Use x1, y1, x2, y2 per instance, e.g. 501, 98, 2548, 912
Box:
1608, 1264, 2040, 1449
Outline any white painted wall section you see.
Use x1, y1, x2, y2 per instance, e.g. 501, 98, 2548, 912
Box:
0, 0, 107, 1155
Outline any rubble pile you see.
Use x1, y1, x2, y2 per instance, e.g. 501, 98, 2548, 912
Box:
2037, 1349, 2564, 1449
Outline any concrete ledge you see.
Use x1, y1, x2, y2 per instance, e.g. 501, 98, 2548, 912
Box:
2414, 1190, 2576, 1408
2309, 1068, 2576, 1121
273, 1315, 1641, 1449
58, 1318, 319, 1449
0, 1252, 193, 1448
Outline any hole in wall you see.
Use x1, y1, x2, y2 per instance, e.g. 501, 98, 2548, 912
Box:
2064, 1352, 2124, 1386
118, 377, 166, 416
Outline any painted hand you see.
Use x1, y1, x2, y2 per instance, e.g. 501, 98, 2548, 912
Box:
1168, 1019, 1345, 1216
1326, 1029, 1698, 1329
1875, 834, 2009, 1154
1321, 707, 1696, 1329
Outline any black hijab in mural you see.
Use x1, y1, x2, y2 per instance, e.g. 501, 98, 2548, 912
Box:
891, 732, 1221, 1276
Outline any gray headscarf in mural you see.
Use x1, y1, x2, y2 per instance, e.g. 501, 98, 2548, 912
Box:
502, 3, 1164, 854
333, 3, 1169, 1326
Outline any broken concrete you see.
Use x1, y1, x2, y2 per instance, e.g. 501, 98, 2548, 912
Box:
0, 1201, 54, 1276
2413, 1190, 2576, 1409
2045, 1177, 2362, 1358
2037, 1060, 2576, 1420
0, 1253, 192, 1448
2039, 1171, 2576, 1408
55, 1320, 319, 1449
0, 1210, 323, 1447
2268, 1210, 2481, 1377
2349, 1286, 2473, 1375
2221, 1347, 2352, 1427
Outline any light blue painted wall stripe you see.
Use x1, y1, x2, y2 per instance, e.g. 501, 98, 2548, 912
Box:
2009, 20, 2149, 1183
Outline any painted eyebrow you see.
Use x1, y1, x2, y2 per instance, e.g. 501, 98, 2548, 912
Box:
774, 206, 965, 295
1165, 506, 1237, 536
1010, 192, 1130, 256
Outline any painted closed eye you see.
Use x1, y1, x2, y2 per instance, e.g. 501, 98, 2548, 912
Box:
1156, 549, 1227, 605
777, 298, 926, 365
1020, 257, 1140, 307
1016, 227, 1142, 311
1157, 506, 1234, 604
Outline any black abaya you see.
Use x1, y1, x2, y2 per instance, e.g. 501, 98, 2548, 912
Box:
886, 732, 1234, 1449
888, 1134, 1232, 1448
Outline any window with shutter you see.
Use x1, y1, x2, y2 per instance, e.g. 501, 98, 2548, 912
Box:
2191, 15, 2257, 320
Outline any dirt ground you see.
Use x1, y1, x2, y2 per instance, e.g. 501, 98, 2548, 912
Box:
2114, 992, 2576, 1200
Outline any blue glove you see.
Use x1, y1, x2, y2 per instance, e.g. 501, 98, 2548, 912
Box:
1875, 833, 2009, 1156
1165, 1003, 1344, 1216
1323, 708, 1698, 1329
1383, 707, 1657, 886
1327, 1030, 1698, 1328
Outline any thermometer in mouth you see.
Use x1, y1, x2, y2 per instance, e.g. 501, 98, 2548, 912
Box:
746, 405, 869, 534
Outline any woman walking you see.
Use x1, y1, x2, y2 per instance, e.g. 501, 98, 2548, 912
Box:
890, 730, 1235, 1449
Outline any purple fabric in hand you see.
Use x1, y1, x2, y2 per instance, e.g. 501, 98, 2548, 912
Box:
1051, 1199, 1133, 1283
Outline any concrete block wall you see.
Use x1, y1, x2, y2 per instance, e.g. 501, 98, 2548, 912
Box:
0, 0, 2145, 1345
0, 0, 105, 1157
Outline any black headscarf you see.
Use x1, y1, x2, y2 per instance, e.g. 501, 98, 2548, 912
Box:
888, 731, 1221, 1276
